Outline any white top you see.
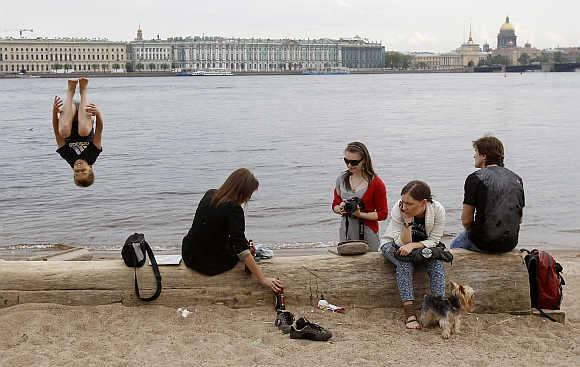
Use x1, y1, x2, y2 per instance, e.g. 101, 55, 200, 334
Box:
380, 199, 446, 250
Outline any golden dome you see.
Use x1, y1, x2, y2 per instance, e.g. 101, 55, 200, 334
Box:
500, 16, 515, 32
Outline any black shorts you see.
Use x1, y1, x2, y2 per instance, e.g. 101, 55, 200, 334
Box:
65, 116, 94, 144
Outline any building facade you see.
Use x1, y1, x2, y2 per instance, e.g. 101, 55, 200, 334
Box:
128, 37, 343, 72
456, 31, 488, 66
0, 28, 384, 74
127, 28, 384, 72
0, 38, 126, 73
410, 29, 488, 70
554, 47, 580, 62
410, 52, 462, 70
493, 45, 543, 65
339, 37, 385, 68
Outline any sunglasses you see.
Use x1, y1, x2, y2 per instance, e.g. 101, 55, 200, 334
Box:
343, 157, 363, 166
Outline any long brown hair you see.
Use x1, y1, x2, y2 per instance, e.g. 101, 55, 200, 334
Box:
343, 141, 376, 190
211, 168, 259, 207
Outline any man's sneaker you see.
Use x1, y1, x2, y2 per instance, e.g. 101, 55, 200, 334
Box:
290, 317, 332, 341
275, 310, 294, 334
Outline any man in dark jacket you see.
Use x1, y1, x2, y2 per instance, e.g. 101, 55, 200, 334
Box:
451, 136, 525, 253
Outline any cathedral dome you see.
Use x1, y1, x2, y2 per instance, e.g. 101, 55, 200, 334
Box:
500, 17, 515, 32
497, 16, 517, 48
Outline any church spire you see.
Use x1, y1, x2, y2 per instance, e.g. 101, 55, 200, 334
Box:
136, 25, 143, 41
468, 24, 473, 42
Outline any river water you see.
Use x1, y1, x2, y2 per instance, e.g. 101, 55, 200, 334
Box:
0, 72, 579, 251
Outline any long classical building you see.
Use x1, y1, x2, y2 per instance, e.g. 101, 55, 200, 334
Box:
0, 30, 384, 74
410, 29, 488, 70
0, 38, 126, 73
127, 28, 384, 72
410, 52, 462, 70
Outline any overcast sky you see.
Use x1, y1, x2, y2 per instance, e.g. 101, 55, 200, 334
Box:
1, 1, 578, 52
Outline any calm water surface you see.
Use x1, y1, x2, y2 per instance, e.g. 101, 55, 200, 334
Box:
0, 73, 579, 250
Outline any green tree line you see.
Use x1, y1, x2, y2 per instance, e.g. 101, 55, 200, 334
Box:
384, 52, 413, 69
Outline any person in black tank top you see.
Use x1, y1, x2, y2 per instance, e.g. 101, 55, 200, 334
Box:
52, 78, 103, 187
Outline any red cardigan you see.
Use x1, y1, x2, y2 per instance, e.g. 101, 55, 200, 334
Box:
332, 175, 388, 233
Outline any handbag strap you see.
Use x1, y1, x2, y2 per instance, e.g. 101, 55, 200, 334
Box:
344, 216, 365, 241
134, 240, 162, 302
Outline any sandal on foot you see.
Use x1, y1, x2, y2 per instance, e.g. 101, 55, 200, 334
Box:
405, 315, 422, 330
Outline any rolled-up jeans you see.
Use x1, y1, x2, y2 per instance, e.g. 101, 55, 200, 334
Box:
450, 229, 482, 252
382, 241, 446, 303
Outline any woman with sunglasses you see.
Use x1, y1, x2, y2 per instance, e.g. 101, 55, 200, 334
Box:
380, 180, 446, 330
332, 142, 388, 251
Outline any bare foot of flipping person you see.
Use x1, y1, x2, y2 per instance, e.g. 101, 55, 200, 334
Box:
79, 77, 89, 93
67, 79, 78, 92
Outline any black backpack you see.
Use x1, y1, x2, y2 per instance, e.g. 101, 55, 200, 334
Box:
122, 233, 162, 302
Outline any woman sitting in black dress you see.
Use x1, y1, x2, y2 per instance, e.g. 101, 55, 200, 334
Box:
182, 168, 283, 293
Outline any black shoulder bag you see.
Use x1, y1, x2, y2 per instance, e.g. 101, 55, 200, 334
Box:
393, 242, 454, 264
121, 233, 162, 302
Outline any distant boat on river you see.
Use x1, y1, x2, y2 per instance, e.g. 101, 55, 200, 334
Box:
176, 68, 234, 76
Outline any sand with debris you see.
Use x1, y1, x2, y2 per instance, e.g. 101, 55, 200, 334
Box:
0, 250, 578, 367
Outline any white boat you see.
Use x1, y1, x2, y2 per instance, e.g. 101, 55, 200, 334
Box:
15, 73, 41, 78
176, 68, 233, 76
197, 68, 234, 76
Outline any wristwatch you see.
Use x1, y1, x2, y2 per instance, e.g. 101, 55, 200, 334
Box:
403, 221, 413, 227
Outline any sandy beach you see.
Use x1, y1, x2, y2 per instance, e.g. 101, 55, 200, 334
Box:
0, 250, 578, 367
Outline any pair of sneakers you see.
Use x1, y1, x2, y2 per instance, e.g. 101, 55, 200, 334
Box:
275, 310, 332, 341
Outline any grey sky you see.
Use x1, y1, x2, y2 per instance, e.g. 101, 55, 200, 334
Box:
1, 0, 578, 52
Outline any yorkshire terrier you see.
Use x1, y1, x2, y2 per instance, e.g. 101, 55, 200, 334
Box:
420, 281, 475, 339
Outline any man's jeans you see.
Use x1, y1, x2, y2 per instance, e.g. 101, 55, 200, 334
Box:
450, 229, 481, 252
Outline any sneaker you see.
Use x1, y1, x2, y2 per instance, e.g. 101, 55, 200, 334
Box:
275, 310, 294, 334
290, 317, 332, 341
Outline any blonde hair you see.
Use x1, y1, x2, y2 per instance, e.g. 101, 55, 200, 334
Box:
74, 169, 95, 187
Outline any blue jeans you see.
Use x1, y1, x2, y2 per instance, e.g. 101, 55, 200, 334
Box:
382, 242, 446, 303
450, 229, 481, 252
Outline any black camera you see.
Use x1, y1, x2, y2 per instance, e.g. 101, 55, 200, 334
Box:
343, 197, 364, 216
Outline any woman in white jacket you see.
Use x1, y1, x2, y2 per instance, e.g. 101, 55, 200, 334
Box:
381, 180, 446, 330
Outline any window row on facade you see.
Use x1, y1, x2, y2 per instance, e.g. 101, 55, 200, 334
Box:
131, 61, 341, 71
3, 47, 124, 53
0, 63, 124, 72
1, 54, 124, 61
